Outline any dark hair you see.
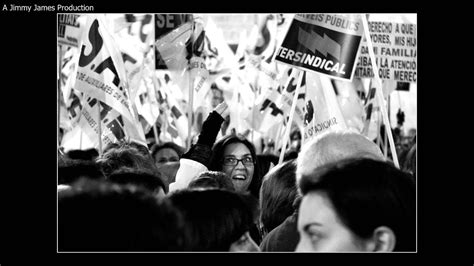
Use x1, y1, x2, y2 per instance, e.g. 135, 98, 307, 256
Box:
128, 141, 152, 157
58, 158, 104, 185
256, 154, 279, 179
188, 171, 235, 191
167, 189, 257, 251
209, 135, 262, 199
107, 167, 168, 194
259, 159, 298, 235
104, 140, 151, 157
151, 142, 185, 160
284, 150, 299, 161
299, 158, 416, 251
97, 142, 159, 178
58, 180, 187, 251
66, 148, 99, 161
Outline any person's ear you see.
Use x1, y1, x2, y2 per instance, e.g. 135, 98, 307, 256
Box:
368, 226, 396, 252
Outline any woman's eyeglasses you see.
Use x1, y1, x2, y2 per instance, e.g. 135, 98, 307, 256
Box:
222, 156, 254, 166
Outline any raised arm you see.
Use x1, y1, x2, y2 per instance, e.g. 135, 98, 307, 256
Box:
169, 102, 229, 192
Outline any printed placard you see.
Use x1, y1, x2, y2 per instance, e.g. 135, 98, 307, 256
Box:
355, 21, 417, 83
275, 14, 364, 81
58, 14, 83, 48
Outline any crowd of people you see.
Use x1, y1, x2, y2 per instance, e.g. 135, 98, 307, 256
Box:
58, 101, 416, 252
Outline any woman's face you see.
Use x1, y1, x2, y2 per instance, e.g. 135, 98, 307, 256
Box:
221, 142, 255, 193
296, 192, 369, 252
154, 148, 179, 167
229, 231, 260, 252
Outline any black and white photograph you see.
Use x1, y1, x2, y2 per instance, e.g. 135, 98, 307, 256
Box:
14, 9, 420, 256
54, 12, 418, 253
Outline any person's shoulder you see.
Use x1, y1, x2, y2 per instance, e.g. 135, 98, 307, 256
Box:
279, 213, 298, 233
260, 214, 299, 252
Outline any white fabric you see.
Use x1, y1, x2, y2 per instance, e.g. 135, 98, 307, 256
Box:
169, 158, 208, 192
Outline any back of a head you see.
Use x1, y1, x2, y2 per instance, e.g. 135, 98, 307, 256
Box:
259, 159, 298, 235
97, 142, 159, 178
167, 189, 257, 251
151, 142, 185, 159
58, 158, 105, 185
66, 148, 99, 161
58, 180, 187, 251
104, 140, 151, 157
188, 171, 235, 191
256, 154, 279, 178
127, 141, 153, 157
299, 158, 416, 251
107, 167, 168, 194
297, 129, 385, 184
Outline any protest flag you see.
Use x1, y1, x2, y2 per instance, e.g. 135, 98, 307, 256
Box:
332, 78, 366, 133
274, 67, 307, 130
74, 14, 146, 150
61, 124, 95, 152
302, 71, 348, 143
153, 71, 189, 148
154, 21, 193, 95
244, 66, 301, 135
278, 69, 303, 164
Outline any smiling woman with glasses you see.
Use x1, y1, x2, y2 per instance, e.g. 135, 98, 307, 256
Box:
168, 102, 264, 245
209, 135, 262, 198
209, 134, 264, 246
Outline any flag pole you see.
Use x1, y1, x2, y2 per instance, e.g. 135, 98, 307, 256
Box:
151, 74, 163, 146
384, 122, 388, 157
384, 92, 390, 157
97, 101, 103, 155
187, 15, 195, 150
80, 128, 83, 150
251, 66, 259, 144
376, 111, 381, 147
151, 14, 159, 146
279, 69, 303, 164
361, 79, 373, 136
252, 15, 263, 143
361, 14, 399, 168
153, 122, 159, 145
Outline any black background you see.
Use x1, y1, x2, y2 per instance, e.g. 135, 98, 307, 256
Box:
0, 1, 453, 264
